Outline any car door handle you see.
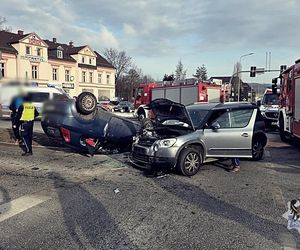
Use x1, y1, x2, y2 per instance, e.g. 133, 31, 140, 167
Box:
241, 133, 249, 137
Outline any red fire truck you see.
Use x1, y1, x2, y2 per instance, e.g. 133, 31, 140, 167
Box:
272, 59, 300, 142
134, 81, 224, 120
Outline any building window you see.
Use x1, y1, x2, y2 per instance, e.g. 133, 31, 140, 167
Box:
98, 73, 102, 84
57, 50, 63, 59
26, 46, 31, 55
52, 68, 58, 81
89, 72, 93, 83
82, 71, 86, 83
37, 48, 42, 57
32, 65, 38, 79
106, 74, 110, 84
0, 63, 5, 78
65, 70, 70, 82
82, 56, 85, 63
89, 58, 92, 64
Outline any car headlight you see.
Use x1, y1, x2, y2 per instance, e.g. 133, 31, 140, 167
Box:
132, 136, 139, 143
156, 138, 177, 149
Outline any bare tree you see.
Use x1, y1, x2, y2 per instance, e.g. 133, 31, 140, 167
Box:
0, 17, 12, 32
103, 48, 132, 84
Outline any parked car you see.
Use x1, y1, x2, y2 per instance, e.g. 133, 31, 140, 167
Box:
114, 101, 134, 113
41, 92, 141, 153
130, 99, 267, 176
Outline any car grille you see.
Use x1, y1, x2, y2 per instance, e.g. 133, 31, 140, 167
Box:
265, 112, 278, 119
132, 152, 150, 163
133, 146, 147, 154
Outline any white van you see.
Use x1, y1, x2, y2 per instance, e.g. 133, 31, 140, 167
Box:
0, 85, 67, 118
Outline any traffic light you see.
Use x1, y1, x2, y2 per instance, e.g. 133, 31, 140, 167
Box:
250, 66, 256, 77
280, 65, 287, 73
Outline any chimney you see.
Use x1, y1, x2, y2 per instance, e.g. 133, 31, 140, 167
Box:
69, 41, 73, 47
18, 30, 24, 35
53, 37, 57, 43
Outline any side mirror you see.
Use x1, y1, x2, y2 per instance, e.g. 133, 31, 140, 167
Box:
211, 121, 221, 131
256, 100, 261, 107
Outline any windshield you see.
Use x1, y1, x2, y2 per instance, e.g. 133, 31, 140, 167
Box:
262, 94, 279, 105
187, 107, 209, 128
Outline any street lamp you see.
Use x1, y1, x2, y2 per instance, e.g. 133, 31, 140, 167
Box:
238, 52, 254, 102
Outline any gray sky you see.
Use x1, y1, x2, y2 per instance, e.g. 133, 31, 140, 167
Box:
2, 0, 300, 83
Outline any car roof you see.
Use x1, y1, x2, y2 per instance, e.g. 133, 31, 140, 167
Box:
187, 102, 257, 111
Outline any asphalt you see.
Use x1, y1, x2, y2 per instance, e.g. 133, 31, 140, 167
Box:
0, 131, 299, 249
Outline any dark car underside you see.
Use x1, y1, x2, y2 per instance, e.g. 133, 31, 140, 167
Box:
41, 93, 141, 154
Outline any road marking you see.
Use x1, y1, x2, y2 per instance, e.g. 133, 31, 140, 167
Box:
0, 195, 51, 223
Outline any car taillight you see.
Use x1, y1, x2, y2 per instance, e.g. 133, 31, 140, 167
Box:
60, 127, 71, 143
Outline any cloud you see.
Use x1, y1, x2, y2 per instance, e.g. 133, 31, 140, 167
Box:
1, 0, 299, 81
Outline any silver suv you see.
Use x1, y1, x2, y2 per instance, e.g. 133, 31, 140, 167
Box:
131, 99, 267, 176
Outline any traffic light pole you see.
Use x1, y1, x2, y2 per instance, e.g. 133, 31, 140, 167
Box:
230, 69, 282, 101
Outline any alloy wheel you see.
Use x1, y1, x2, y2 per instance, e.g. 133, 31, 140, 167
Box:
184, 152, 200, 173
252, 141, 263, 159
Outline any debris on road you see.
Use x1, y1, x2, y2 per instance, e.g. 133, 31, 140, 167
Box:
113, 188, 120, 194
156, 174, 168, 179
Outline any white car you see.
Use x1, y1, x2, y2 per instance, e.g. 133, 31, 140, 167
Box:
0, 84, 67, 119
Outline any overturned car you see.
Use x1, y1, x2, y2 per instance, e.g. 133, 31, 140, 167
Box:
41, 92, 141, 154
131, 99, 267, 176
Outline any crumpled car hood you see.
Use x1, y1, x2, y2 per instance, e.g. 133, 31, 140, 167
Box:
149, 99, 194, 130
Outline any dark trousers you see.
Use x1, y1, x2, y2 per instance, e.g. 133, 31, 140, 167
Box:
11, 114, 21, 140
20, 121, 34, 153
232, 158, 240, 166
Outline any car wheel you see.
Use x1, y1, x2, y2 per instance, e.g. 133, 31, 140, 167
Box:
137, 109, 146, 121
177, 148, 203, 176
252, 140, 264, 161
76, 92, 97, 115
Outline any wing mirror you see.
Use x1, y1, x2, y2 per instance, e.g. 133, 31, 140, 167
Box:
211, 121, 221, 131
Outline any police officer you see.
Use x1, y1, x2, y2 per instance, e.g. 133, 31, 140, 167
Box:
15, 94, 39, 156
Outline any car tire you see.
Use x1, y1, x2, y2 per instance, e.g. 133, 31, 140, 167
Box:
76, 92, 97, 115
137, 109, 146, 121
177, 147, 203, 176
252, 140, 264, 161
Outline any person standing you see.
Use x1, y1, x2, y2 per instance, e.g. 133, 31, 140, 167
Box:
15, 94, 39, 156
9, 94, 23, 144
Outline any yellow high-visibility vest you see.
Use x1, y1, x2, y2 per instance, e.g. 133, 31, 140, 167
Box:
20, 102, 35, 121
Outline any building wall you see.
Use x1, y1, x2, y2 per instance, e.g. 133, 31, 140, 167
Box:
12, 34, 49, 85
0, 32, 116, 99
0, 52, 17, 80
73, 47, 115, 100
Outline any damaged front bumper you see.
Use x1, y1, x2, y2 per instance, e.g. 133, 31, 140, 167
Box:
130, 144, 177, 169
